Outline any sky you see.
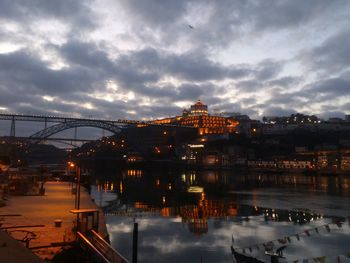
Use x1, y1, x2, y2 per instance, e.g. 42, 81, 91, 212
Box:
0, 0, 350, 122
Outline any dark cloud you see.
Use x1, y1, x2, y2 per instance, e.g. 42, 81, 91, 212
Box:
137, 104, 183, 119
165, 52, 253, 81
59, 41, 115, 71
340, 102, 350, 112
235, 80, 261, 93
119, 0, 187, 28
0, 50, 100, 96
267, 76, 301, 88
246, 0, 348, 31
230, 60, 286, 93
255, 59, 283, 81
204, 97, 227, 107
114, 48, 252, 83
204, 101, 259, 117
303, 77, 350, 102
177, 83, 206, 100
304, 29, 350, 74
318, 111, 347, 120
0, 44, 234, 118
118, 0, 349, 49
240, 97, 257, 107
0, 0, 349, 127
0, 0, 95, 30
262, 106, 297, 117
260, 90, 306, 111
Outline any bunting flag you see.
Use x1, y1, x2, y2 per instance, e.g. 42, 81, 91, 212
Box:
313, 256, 326, 263
263, 241, 274, 252
233, 246, 350, 263
287, 251, 350, 263
231, 221, 346, 256
278, 237, 287, 244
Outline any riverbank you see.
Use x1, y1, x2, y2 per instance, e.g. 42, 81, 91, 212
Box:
0, 181, 108, 261
85, 158, 350, 176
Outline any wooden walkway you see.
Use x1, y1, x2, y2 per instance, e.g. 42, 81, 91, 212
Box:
0, 181, 108, 261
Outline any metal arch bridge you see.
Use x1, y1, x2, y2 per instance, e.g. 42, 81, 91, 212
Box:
0, 113, 192, 144
28, 119, 123, 144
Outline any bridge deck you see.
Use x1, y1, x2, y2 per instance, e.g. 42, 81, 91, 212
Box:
0, 113, 194, 128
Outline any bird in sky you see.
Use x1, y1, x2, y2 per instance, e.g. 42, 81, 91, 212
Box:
188, 24, 194, 29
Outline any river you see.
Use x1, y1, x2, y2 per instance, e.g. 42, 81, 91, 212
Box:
91, 169, 350, 263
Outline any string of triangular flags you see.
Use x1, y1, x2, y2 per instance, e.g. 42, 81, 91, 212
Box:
231, 221, 343, 255
281, 250, 350, 263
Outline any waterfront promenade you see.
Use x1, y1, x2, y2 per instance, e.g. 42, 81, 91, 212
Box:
0, 181, 107, 261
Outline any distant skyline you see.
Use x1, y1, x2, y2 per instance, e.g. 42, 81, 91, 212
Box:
0, 0, 350, 122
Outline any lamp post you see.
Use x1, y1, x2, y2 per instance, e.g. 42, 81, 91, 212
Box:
76, 165, 81, 210
70, 162, 81, 234
67, 161, 75, 188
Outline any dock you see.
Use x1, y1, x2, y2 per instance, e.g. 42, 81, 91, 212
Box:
0, 181, 108, 261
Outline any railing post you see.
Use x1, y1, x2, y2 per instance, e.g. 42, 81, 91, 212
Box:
132, 220, 138, 263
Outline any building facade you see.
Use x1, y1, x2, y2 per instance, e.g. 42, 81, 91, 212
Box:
152, 100, 238, 135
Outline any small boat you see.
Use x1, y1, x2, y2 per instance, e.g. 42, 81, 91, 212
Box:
231, 246, 265, 263
231, 245, 286, 263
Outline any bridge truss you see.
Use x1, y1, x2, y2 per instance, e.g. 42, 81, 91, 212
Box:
0, 113, 132, 144
0, 113, 192, 145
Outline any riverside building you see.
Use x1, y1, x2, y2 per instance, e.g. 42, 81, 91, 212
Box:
152, 100, 238, 135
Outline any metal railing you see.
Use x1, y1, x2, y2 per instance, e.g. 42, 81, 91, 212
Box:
90, 230, 129, 263
77, 231, 110, 263
77, 231, 129, 263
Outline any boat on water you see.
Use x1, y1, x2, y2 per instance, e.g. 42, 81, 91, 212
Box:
231, 245, 286, 263
231, 246, 265, 263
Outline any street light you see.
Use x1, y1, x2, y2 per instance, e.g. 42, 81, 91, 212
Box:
76, 165, 81, 210
69, 161, 82, 234
67, 161, 75, 189
67, 161, 81, 209
71, 163, 81, 210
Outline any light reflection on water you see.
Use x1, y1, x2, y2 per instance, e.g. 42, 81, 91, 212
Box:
91, 170, 350, 263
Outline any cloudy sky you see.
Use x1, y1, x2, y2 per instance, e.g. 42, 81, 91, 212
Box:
0, 0, 350, 121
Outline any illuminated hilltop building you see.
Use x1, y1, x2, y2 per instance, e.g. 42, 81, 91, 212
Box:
153, 100, 238, 135
189, 99, 208, 116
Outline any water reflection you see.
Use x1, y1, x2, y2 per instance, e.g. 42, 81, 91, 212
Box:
92, 170, 350, 262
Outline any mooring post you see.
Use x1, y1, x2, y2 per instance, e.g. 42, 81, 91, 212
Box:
132, 219, 138, 263
271, 255, 279, 263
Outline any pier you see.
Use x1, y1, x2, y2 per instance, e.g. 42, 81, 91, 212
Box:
0, 181, 111, 261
